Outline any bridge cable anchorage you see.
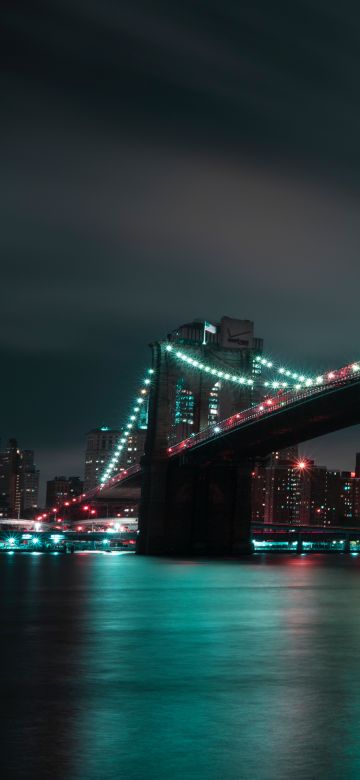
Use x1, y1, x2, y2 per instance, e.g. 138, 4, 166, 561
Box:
166, 358, 360, 456
100, 367, 154, 485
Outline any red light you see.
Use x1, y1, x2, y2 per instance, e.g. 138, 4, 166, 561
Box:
64, 502, 69, 507
351, 472, 356, 478
57, 518, 62, 522
83, 505, 89, 511
90, 510, 96, 515
77, 526, 83, 531
52, 508, 57, 513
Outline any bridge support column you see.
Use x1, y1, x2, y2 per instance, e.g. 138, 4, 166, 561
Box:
138, 455, 255, 556
137, 455, 170, 555
189, 458, 254, 556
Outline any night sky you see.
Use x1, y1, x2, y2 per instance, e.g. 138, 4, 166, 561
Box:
2, 1, 360, 498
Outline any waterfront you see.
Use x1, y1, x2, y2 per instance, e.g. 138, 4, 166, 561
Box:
2, 553, 360, 780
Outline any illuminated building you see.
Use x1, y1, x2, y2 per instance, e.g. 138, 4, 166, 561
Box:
46, 475, 83, 508
309, 466, 327, 525
84, 427, 121, 491
264, 448, 311, 525
123, 430, 147, 468
251, 461, 267, 522
0, 440, 39, 517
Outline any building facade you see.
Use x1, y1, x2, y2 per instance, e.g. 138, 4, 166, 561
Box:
84, 427, 121, 491
46, 475, 84, 508
0, 439, 39, 517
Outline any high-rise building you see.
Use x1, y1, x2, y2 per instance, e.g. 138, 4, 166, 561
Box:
20, 450, 40, 514
263, 448, 311, 525
309, 466, 327, 525
251, 461, 267, 522
46, 475, 83, 508
0, 439, 39, 517
84, 427, 121, 491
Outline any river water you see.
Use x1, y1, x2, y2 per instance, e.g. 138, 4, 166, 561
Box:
1, 552, 360, 780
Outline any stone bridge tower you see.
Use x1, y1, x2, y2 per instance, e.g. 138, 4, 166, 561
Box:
137, 316, 263, 555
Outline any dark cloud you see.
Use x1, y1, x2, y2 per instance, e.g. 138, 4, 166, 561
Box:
2, 1, 360, 495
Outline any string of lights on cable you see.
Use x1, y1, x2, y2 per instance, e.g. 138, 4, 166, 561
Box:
165, 343, 360, 393
164, 344, 254, 386
165, 343, 310, 390
254, 354, 360, 390
100, 368, 154, 484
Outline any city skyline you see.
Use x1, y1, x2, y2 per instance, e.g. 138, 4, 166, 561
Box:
3, 315, 360, 499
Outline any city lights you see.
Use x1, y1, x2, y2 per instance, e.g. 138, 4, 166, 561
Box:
100, 367, 153, 484
165, 343, 254, 386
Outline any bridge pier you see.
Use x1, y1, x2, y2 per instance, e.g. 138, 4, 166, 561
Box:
138, 455, 254, 556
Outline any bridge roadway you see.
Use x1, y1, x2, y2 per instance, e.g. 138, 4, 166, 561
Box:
167, 369, 360, 463
95, 366, 360, 500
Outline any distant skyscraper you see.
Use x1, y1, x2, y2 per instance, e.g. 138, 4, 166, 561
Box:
264, 447, 311, 525
0, 440, 39, 517
20, 450, 40, 514
46, 475, 83, 508
84, 427, 121, 491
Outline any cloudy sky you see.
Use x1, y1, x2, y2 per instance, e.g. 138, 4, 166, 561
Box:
2, 1, 360, 495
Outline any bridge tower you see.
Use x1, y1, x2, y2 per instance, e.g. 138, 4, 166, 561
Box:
137, 317, 263, 555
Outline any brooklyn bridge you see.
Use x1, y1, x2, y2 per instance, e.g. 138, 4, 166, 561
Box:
53, 316, 360, 555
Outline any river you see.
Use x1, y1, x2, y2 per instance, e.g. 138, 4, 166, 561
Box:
1, 552, 360, 779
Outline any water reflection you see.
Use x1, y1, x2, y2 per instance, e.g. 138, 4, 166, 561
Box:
1, 554, 360, 779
